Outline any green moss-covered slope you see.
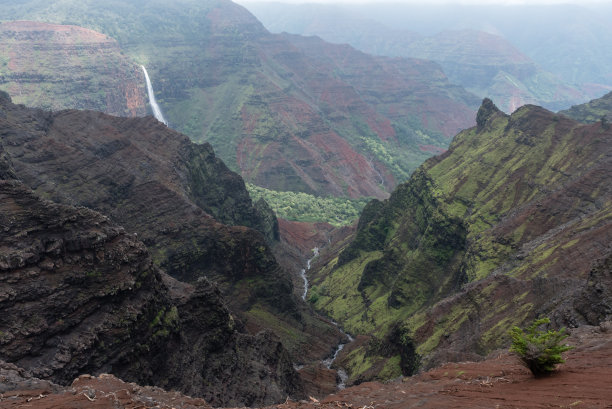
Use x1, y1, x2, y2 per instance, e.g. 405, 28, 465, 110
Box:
560, 91, 612, 124
311, 96, 612, 382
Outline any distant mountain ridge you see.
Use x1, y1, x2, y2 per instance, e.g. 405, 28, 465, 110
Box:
560, 91, 612, 124
243, 2, 593, 114
1, 0, 479, 198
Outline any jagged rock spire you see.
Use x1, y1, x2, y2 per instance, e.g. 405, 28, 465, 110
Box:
476, 98, 502, 131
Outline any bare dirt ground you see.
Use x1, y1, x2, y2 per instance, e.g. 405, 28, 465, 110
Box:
1, 323, 610, 409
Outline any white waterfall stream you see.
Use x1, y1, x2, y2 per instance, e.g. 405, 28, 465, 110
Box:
141, 65, 168, 125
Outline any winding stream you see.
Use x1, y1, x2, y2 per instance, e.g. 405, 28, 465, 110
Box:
141, 65, 168, 125
298, 247, 354, 389
299, 247, 319, 300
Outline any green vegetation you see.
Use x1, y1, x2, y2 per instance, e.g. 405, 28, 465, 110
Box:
307, 98, 611, 383
509, 317, 573, 376
560, 91, 612, 124
247, 183, 370, 226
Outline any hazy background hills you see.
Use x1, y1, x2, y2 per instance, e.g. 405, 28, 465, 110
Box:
241, 1, 612, 112
0, 0, 479, 203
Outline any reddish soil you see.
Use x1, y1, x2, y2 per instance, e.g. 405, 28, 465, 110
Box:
278, 219, 338, 257
3, 324, 609, 409
419, 144, 447, 154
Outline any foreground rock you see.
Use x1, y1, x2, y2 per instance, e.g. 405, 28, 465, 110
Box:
2, 323, 610, 408
0, 177, 303, 406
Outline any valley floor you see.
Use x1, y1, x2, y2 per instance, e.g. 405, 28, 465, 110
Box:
1, 323, 610, 409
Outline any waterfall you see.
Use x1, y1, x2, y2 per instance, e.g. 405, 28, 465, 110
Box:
141, 65, 168, 125
299, 268, 309, 300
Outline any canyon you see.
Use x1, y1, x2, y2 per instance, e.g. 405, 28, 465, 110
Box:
0, 0, 611, 407
1, 0, 480, 198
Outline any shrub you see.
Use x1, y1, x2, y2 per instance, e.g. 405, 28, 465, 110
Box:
509, 317, 573, 376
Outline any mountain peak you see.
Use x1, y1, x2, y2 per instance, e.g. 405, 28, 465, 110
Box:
476, 97, 504, 131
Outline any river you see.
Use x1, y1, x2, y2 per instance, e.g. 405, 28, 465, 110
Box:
299, 247, 353, 389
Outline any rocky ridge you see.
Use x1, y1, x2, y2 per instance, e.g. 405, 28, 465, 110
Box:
0, 90, 354, 404
0, 176, 302, 407
0, 21, 146, 117
309, 96, 612, 383
0, 89, 285, 312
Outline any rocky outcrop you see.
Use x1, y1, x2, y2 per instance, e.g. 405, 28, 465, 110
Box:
0, 365, 211, 408
0, 91, 344, 389
0, 21, 146, 117
0, 177, 303, 406
0, 91, 289, 319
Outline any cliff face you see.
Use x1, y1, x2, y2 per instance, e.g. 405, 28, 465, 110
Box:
310, 96, 611, 382
0, 176, 303, 407
0, 90, 284, 308
0, 90, 347, 370
0, 21, 146, 117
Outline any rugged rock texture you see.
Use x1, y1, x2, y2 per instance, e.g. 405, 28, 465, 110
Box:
0, 91, 346, 378
0, 90, 286, 316
0, 177, 303, 407
0, 21, 146, 117
310, 97, 611, 382
3, 323, 612, 408
2, 0, 479, 198
0, 366, 211, 408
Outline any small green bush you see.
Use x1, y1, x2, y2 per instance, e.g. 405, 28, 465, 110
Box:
509, 317, 573, 376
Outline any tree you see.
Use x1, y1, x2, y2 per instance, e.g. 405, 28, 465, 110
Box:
509, 317, 573, 376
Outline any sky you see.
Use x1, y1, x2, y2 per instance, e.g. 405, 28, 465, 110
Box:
235, 0, 610, 4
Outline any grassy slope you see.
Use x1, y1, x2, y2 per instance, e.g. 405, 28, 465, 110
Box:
310, 97, 611, 381
559, 91, 612, 124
